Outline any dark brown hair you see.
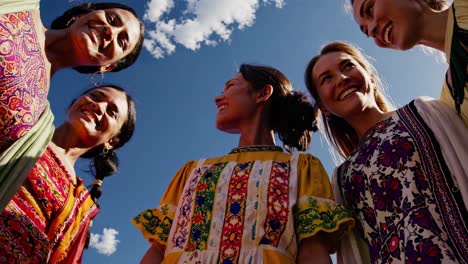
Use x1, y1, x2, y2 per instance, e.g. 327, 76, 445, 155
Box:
51, 2, 144, 73
240, 64, 317, 152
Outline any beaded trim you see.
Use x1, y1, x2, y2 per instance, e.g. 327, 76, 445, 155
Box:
229, 145, 283, 154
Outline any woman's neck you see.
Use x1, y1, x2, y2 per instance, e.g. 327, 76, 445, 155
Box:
51, 124, 92, 168
346, 108, 394, 139
44, 28, 77, 75
419, 7, 449, 51
237, 118, 275, 148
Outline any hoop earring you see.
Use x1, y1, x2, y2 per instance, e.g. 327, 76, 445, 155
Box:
90, 71, 104, 86
102, 147, 109, 155
65, 16, 76, 27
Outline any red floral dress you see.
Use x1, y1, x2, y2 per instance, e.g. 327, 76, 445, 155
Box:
0, 147, 99, 263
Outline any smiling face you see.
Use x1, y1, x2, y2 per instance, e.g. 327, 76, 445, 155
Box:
214, 73, 259, 134
69, 8, 141, 71
312, 51, 378, 119
67, 87, 129, 149
352, 0, 425, 50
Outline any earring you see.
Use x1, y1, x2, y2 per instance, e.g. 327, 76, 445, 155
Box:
90, 71, 104, 86
65, 16, 76, 27
103, 147, 109, 155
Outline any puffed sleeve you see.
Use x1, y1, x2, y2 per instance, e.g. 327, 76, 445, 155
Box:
132, 160, 196, 249
293, 154, 354, 251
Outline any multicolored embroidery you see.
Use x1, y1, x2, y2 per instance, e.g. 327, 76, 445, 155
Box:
340, 102, 467, 263
260, 161, 289, 246
186, 163, 226, 251
0, 11, 48, 152
218, 162, 252, 264
0, 148, 98, 262
294, 197, 353, 241
229, 145, 283, 154
132, 204, 175, 244
171, 166, 208, 250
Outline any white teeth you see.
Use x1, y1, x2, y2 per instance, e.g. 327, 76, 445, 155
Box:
339, 88, 357, 101
217, 105, 227, 112
90, 28, 101, 46
384, 24, 392, 45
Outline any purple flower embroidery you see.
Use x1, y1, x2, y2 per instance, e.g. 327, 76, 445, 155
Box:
371, 177, 402, 212
378, 137, 414, 169
344, 172, 366, 205
411, 208, 440, 234
405, 240, 442, 264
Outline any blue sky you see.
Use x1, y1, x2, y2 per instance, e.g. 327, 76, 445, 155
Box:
41, 0, 447, 263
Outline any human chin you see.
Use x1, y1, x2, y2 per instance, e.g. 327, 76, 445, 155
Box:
215, 120, 240, 134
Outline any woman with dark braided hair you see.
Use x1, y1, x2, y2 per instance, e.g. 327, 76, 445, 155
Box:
0, 84, 136, 263
0, 1, 144, 209
133, 64, 354, 263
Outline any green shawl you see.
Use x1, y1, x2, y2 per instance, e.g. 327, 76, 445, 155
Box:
0, 103, 54, 210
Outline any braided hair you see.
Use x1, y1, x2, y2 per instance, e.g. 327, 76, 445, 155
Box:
71, 84, 136, 206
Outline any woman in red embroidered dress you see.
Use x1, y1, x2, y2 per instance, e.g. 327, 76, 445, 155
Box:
0, 84, 136, 263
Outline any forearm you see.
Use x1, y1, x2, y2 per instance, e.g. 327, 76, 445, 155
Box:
296, 236, 332, 264
140, 244, 164, 264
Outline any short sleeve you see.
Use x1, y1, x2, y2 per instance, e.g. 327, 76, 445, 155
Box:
293, 154, 354, 251
132, 160, 196, 247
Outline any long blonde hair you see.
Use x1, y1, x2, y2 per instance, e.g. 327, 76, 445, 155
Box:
304, 41, 394, 162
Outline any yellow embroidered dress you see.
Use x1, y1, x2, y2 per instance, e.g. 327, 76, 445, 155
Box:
133, 146, 354, 263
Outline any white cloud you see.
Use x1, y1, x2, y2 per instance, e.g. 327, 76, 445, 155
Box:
144, 0, 285, 58
89, 228, 120, 256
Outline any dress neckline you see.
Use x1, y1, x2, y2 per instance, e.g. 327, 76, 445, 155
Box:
229, 145, 283, 154
46, 146, 81, 186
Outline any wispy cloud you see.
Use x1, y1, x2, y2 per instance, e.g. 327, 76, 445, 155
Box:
144, 0, 285, 58
89, 228, 120, 256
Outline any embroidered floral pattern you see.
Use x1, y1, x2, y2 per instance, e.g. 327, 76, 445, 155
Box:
0, 11, 48, 152
219, 162, 252, 264
171, 166, 210, 250
134, 149, 354, 263
340, 103, 466, 263
0, 148, 98, 262
186, 163, 225, 251
259, 161, 290, 246
132, 204, 175, 244
294, 197, 353, 242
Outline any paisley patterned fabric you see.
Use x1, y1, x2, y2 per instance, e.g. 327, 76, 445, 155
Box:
0, 9, 48, 153
337, 101, 468, 263
133, 146, 354, 263
0, 147, 99, 263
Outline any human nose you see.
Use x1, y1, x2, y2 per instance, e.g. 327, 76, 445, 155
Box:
367, 21, 377, 37
91, 101, 106, 116
214, 93, 224, 106
103, 25, 117, 44
336, 72, 350, 88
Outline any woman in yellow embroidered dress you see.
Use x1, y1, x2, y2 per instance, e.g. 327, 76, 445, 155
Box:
133, 64, 354, 263
0, 84, 136, 263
